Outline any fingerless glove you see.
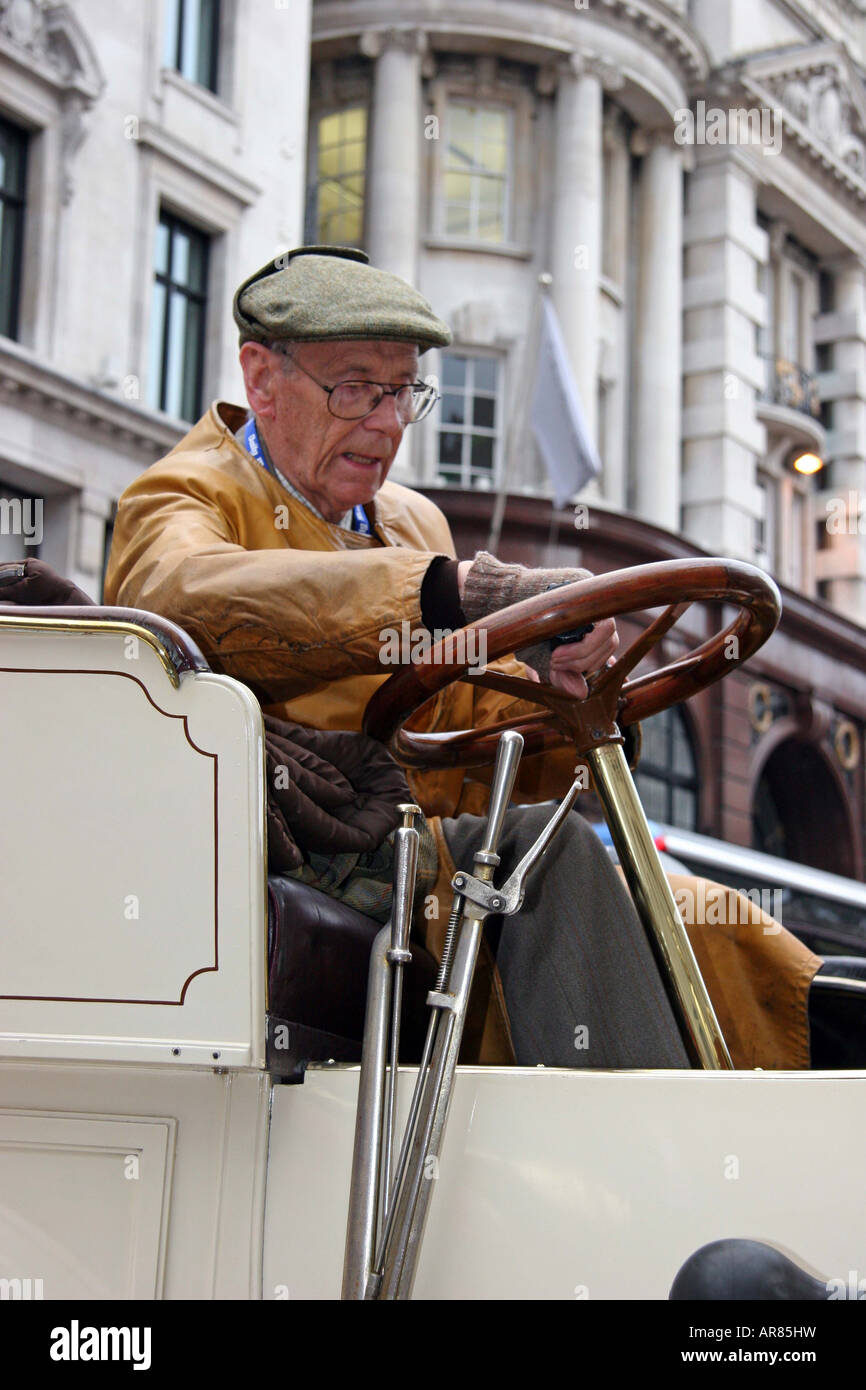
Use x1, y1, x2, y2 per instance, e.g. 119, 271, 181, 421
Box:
461, 551, 593, 681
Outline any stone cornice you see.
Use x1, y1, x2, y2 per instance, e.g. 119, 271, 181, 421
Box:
359, 25, 427, 58
312, 0, 709, 86
137, 122, 262, 209
0, 0, 105, 103
709, 40, 866, 205
0, 341, 183, 455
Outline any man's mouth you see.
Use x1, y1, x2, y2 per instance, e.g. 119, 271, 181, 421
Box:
342, 452, 383, 467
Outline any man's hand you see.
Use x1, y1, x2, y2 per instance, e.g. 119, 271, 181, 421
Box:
544, 620, 618, 698
458, 551, 618, 698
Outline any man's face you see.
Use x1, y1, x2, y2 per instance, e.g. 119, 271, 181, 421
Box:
245, 338, 419, 523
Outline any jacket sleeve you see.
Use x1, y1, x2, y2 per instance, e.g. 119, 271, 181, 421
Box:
104, 464, 450, 704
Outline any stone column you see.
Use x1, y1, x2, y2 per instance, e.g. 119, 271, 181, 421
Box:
550, 53, 605, 451
360, 28, 424, 285
680, 147, 767, 557
815, 254, 866, 620
631, 129, 685, 532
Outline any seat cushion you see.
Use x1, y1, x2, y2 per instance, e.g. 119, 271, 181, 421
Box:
267, 874, 437, 1073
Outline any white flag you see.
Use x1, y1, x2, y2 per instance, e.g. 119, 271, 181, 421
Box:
530, 297, 601, 506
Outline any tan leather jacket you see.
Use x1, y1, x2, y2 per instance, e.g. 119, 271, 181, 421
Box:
105, 401, 576, 817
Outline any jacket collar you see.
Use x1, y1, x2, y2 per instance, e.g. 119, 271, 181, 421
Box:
209, 400, 410, 540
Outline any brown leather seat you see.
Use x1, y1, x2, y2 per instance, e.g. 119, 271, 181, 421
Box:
267, 874, 438, 1079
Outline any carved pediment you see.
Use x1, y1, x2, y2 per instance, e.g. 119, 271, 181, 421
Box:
739, 40, 866, 191
0, 0, 104, 100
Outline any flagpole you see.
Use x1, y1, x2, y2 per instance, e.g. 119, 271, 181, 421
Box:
485, 272, 553, 555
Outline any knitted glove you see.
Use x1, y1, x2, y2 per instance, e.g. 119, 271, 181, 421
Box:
461, 550, 594, 682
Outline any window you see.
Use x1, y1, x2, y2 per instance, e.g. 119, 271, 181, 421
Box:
756, 258, 774, 358
789, 488, 805, 590
163, 0, 220, 93
313, 108, 366, 245
755, 470, 775, 564
148, 210, 210, 421
0, 117, 27, 341
441, 103, 510, 243
785, 269, 805, 363
634, 706, 698, 830
437, 354, 501, 489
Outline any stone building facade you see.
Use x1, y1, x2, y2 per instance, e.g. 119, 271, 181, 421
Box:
2, 0, 866, 873
0, 0, 311, 592
304, 0, 866, 874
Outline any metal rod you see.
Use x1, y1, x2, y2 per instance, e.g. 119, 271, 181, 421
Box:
377, 920, 480, 1300
342, 925, 394, 1299
381, 822, 420, 1217
586, 740, 733, 1070
371, 890, 463, 1281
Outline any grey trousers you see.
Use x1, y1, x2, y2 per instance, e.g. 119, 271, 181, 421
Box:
441, 805, 691, 1070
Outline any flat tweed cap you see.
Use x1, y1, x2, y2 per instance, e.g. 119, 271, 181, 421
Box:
233, 245, 452, 353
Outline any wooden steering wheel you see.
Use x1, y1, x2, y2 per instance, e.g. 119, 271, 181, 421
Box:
363, 558, 781, 769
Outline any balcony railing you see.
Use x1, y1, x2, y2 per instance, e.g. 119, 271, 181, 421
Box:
758, 355, 823, 420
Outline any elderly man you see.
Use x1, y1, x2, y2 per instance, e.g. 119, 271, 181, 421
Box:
105, 245, 819, 1071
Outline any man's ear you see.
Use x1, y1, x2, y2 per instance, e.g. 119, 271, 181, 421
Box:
239, 342, 279, 419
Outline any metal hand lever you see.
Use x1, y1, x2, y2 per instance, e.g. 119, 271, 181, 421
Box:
452, 773, 585, 920
479, 729, 524, 855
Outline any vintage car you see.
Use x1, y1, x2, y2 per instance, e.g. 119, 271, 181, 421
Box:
1, 555, 864, 1301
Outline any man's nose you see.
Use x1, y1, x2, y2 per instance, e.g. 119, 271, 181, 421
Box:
363, 391, 405, 433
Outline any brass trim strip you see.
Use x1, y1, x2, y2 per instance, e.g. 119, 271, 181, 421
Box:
0, 614, 181, 687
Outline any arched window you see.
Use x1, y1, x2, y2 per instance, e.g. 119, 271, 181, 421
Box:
633, 707, 698, 830
753, 738, 855, 877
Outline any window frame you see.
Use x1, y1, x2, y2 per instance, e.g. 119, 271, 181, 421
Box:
163, 0, 222, 95
424, 73, 533, 256
437, 99, 513, 246
148, 207, 211, 422
308, 104, 369, 248
435, 349, 504, 491
633, 705, 700, 832
0, 115, 28, 342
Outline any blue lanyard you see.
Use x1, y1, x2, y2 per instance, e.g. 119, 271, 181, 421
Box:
244, 417, 371, 534
244, 416, 267, 466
